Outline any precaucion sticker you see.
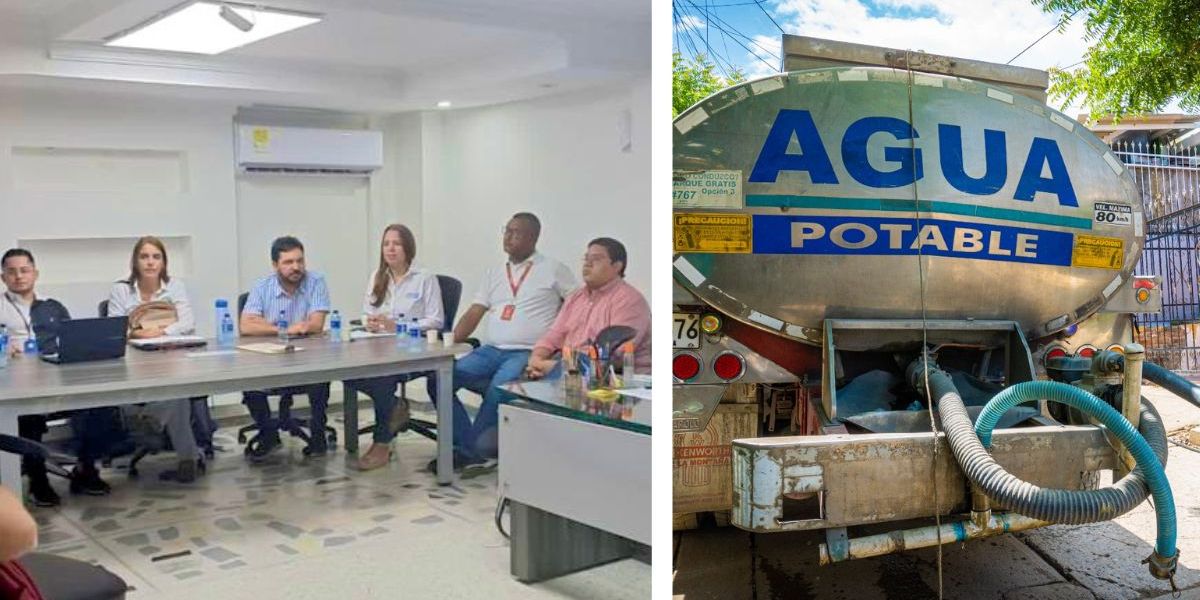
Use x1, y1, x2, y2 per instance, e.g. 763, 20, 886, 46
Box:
673, 170, 743, 209
1072, 234, 1124, 270
1094, 202, 1132, 226
674, 213, 752, 253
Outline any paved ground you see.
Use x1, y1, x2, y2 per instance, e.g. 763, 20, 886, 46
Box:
673, 385, 1200, 600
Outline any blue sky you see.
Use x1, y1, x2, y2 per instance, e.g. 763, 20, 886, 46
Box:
673, 0, 1100, 116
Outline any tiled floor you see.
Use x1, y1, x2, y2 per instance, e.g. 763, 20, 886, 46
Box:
30, 400, 650, 599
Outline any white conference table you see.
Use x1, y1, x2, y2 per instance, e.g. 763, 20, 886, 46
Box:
0, 336, 469, 498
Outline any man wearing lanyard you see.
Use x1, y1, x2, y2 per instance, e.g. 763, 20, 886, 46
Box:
445, 213, 576, 470
0, 249, 71, 505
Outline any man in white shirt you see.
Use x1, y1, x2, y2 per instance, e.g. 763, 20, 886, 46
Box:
444, 213, 576, 468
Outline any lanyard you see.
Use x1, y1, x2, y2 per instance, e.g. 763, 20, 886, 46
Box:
4, 293, 32, 336
506, 262, 534, 299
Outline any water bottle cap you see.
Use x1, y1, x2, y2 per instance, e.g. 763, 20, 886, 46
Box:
215, 299, 228, 308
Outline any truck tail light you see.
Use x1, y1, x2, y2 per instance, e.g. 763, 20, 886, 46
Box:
713, 352, 745, 381
673, 352, 701, 381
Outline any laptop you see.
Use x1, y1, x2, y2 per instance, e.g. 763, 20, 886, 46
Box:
40, 316, 129, 364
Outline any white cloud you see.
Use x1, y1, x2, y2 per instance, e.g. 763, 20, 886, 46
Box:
747, 0, 1091, 115
675, 14, 706, 32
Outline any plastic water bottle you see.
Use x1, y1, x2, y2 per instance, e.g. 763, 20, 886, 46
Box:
0, 324, 8, 369
276, 310, 289, 343
215, 299, 234, 347
219, 313, 235, 348
621, 341, 636, 384
395, 313, 408, 347
330, 310, 343, 343
408, 317, 421, 350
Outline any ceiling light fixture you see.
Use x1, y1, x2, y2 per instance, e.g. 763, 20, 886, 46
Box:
436, 101, 452, 109
106, 1, 321, 55
218, 4, 254, 32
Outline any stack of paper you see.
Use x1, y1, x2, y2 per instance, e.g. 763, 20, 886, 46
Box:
236, 342, 299, 354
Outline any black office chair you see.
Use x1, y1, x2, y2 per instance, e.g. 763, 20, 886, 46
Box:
356, 275, 465, 443
97, 300, 217, 477
233, 292, 339, 454
0, 435, 128, 600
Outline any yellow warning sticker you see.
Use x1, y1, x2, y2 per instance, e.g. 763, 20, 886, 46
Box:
674, 213, 751, 253
252, 127, 270, 152
1072, 234, 1124, 270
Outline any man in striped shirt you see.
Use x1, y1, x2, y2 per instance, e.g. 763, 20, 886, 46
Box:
239, 236, 332, 461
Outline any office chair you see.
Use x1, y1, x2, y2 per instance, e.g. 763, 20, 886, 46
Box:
233, 292, 339, 455
356, 275, 466, 443
97, 300, 217, 477
0, 435, 128, 600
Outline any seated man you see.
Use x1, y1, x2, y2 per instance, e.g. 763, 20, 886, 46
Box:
0, 249, 112, 505
525, 237, 651, 380
445, 213, 576, 469
239, 236, 332, 461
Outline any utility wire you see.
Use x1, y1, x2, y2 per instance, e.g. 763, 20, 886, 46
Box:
678, 1, 766, 74
755, 0, 785, 34
687, 0, 781, 61
1007, 9, 1080, 64
681, 0, 780, 71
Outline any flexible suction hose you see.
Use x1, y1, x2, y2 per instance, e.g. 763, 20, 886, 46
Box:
906, 358, 1177, 580
1111, 353, 1200, 409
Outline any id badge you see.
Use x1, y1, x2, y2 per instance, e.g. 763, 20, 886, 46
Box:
23, 338, 38, 355
500, 304, 515, 321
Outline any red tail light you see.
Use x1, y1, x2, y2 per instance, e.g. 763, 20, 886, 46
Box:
1044, 346, 1068, 365
1076, 345, 1097, 358
713, 352, 745, 381
673, 353, 701, 381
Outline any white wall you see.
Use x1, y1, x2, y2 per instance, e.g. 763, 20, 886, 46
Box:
417, 76, 652, 317
0, 75, 651, 337
0, 90, 240, 333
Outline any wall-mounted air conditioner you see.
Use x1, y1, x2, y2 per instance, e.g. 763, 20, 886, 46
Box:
235, 125, 383, 175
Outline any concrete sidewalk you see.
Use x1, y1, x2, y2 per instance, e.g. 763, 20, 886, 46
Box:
673, 385, 1200, 600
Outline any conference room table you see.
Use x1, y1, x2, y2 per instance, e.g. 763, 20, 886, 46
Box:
0, 335, 470, 498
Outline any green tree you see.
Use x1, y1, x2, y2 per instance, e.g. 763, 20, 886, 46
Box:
1035, 0, 1200, 118
673, 52, 746, 117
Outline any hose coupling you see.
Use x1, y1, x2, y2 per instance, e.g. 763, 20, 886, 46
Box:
1144, 549, 1179, 581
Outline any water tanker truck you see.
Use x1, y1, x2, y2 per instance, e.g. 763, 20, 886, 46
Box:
672, 35, 1197, 587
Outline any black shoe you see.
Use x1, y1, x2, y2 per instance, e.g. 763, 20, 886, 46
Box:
28, 474, 61, 507
246, 433, 281, 463
302, 442, 328, 458
159, 458, 205, 483
69, 465, 111, 496
425, 452, 486, 474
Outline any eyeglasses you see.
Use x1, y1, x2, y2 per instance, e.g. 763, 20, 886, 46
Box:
1, 267, 34, 276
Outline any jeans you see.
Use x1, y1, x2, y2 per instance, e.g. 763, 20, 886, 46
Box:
242, 383, 331, 446
345, 372, 437, 444
451, 345, 531, 459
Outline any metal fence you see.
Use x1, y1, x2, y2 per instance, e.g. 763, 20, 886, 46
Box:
1116, 143, 1200, 371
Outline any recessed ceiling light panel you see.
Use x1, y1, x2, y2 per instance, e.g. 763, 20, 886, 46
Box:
106, 2, 321, 55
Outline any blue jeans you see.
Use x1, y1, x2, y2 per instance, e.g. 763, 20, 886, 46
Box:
451, 345, 531, 459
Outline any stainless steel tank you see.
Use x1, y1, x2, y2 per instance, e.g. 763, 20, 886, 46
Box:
672, 67, 1144, 344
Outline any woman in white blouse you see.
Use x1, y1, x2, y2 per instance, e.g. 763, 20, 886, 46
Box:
107, 236, 203, 482
350, 224, 443, 471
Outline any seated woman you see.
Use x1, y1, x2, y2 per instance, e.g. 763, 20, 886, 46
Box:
348, 224, 443, 471
106, 236, 204, 482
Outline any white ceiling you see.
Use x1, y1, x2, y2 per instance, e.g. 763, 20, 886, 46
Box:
0, 0, 649, 113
